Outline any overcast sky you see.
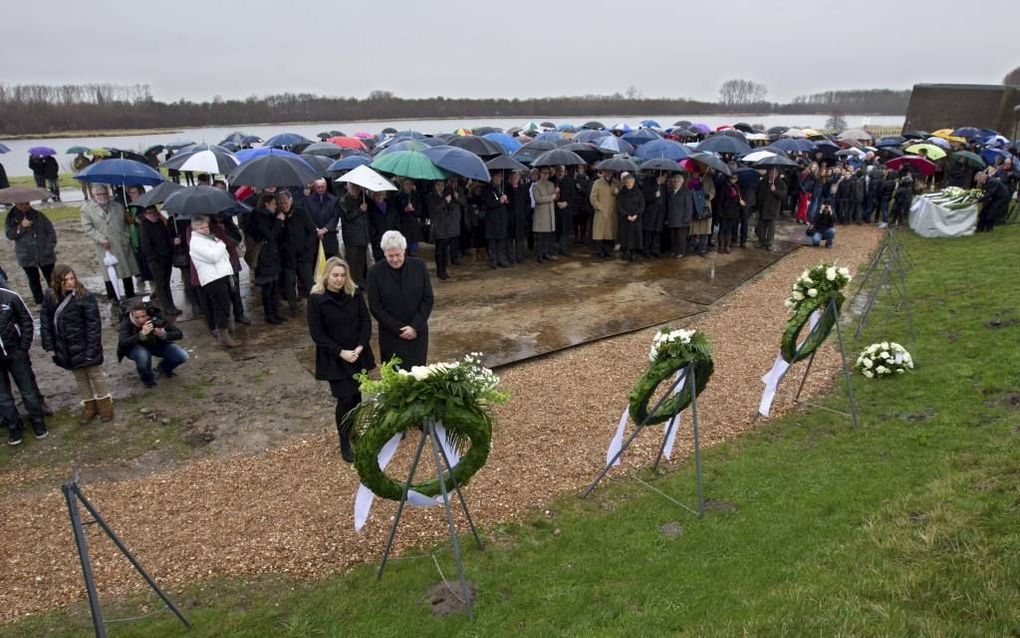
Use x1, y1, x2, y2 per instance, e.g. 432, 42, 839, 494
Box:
4, 0, 1017, 103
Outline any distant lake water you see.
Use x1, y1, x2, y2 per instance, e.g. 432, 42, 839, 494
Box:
0, 113, 905, 177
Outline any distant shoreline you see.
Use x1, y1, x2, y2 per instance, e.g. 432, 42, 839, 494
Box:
2, 112, 905, 140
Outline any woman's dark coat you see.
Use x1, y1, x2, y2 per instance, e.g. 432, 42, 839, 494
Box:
479, 183, 509, 240
505, 180, 531, 240
616, 184, 644, 250
248, 207, 286, 281
366, 256, 433, 368
640, 178, 666, 231
716, 183, 742, 221
40, 291, 104, 370
5, 207, 57, 268
394, 190, 424, 243
307, 289, 376, 381
665, 185, 693, 228
427, 189, 460, 241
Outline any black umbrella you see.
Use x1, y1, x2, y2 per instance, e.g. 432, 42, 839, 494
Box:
596, 156, 639, 173
532, 149, 587, 167
131, 181, 185, 208
381, 127, 398, 135
813, 140, 840, 157
716, 129, 748, 140
329, 130, 345, 137
574, 129, 609, 144
144, 144, 165, 156
754, 155, 799, 169
766, 126, 788, 136
901, 130, 929, 140
227, 152, 320, 188
735, 167, 761, 188
560, 142, 602, 162
697, 136, 752, 157
639, 158, 683, 173
221, 142, 240, 152
302, 142, 347, 158
688, 152, 732, 176
473, 126, 502, 136
672, 128, 699, 139
446, 135, 505, 156
733, 122, 755, 133
316, 131, 331, 139
513, 140, 562, 164
290, 141, 313, 155
540, 121, 556, 129
162, 186, 242, 218
581, 121, 605, 130
485, 154, 529, 172
301, 154, 334, 176
674, 120, 692, 128
875, 147, 905, 159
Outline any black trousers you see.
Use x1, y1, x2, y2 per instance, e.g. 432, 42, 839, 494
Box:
297, 261, 314, 298
104, 277, 135, 301
487, 238, 507, 265
556, 210, 574, 254
642, 230, 661, 256
260, 280, 280, 319
229, 274, 245, 319
535, 233, 554, 259
0, 354, 44, 428
434, 238, 451, 278
345, 245, 368, 287
21, 263, 54, 304
202, 276, 231, 330
147, 259, 176, 312
670, 227, 689, 256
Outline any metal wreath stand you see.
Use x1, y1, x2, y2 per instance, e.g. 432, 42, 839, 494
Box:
583, 361, 706, 520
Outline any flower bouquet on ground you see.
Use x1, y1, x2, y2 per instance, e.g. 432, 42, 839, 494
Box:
855, 342, 914, 378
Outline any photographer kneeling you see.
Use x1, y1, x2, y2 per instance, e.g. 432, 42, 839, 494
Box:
117, 300, 188, 388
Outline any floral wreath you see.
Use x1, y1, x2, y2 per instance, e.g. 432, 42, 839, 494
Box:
352, 353, 509, 501
855, 342, 914, 378
628, 328, 714, 426
780, 264, 852, 364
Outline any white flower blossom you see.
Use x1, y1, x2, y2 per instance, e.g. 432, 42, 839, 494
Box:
863, 370, 874, 378
826, 267, 837, 281
792, 291, 804, 301
807, 288, 818, 298
875, 366, 889, 375
838, 267, 850, 277
862, 358, 873, 369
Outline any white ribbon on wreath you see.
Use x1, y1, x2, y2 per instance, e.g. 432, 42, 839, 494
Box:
605, 369, 687, 467
758, 309, 821, 417
353, 420, 461, 531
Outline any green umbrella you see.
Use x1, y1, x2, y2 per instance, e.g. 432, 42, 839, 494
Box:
949, 150, 985, 170
370, 151, 449, 180
67, 145, 90, 154
904, 143, 946, 161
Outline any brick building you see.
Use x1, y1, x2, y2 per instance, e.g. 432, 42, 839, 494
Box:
903, 83, 1020, 137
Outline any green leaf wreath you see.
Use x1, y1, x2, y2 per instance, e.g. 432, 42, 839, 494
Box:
351, 353, 509, 501
780, 263, 852, 363
628, 328, 714, 426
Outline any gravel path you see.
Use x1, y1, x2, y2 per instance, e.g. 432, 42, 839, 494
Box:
0, 225, 881, 622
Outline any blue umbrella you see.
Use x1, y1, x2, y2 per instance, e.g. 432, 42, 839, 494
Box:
610, 122, 632, 133
622, 129, 661, 147
640, 119, 661, 129
394, 130, 425, 139
574, 129, 610, 144
874, 136, 904, 148
0, 144, 10, 154
483, 132, 522, 152
241, 135, 263, 146
420, 137, 448, 147
981, 147, 1010, 166
556, 123, 578, 132
264, 132, 313, 148
74, 158, 164, 186
696, 135, 751, 156
735, 167, 761, 189
236, 147, 309, 165
597, 136, 635, 155
423, 146, 491, 182
635, 139, 693, 161
28, 146, 57, 156
533, 131, 564, 142
327, 155, 374, 173
770, 138, 815, 154
375, 140, 429, 156
951, 127, 982, 139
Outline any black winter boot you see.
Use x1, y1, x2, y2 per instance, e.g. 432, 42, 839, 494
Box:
337, 420, 354, 463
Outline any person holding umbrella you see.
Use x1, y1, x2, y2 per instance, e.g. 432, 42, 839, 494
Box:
590, 169, 617, 258
278, 190, 318, 308
188, 215, 239, 347
303, 179, 339, 259
395, 179, 423, 257
338, 183, 372, 285
138, 206, 182, 315
4, 197, 57, 305
530, 166, 558, 263
481, 171, 511, 268
43, 154, 60, 201
889, 169, 914, 227
553, 165, 577, 256
505, 170, 530, 263
248, 193, 287, 324
716, 173, 744, 254
666, 173, 693, 258
616, 172, 644, 262
80, 184, 138, 301
755, 168, 787, 251
426, 180, 457, 280
640, 172, 667, 257
28, 154, 46, 189
41, 265, 113, 424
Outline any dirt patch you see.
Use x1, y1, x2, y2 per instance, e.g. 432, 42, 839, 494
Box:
986, 319, 1019, 330
998, 394, 1020, 410
423, 580, 477, 617
659, 521, 684, 537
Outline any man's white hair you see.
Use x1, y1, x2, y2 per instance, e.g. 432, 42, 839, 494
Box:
380, 230, 407, 251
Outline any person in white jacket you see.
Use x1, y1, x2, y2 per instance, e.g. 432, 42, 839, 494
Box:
188, 215, 238, 348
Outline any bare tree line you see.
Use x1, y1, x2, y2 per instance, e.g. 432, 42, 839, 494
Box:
0, 83, 910, 135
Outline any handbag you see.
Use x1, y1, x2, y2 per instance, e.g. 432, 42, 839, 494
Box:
171, 245, 189, 268
242, 236, 265, 270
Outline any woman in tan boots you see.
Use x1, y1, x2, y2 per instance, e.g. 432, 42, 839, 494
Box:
40, 265, 113, 422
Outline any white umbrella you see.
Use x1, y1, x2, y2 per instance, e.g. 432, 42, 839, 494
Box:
103, 250, 124, 299
743, 150, 777, 163
335, 164, 397, 192
837, 128, 873, 143
745, 133, 770, 142
782, 128, 807, 138
164, 149, 239, 175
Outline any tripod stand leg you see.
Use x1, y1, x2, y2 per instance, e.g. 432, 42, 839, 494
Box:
378, 432, 429, 581
429, 420, 483, 550
831, 301, 859, 429
427, 423, 474, 621
72, 486, 191, 629
63, 485, 106, 638
688, 364, 705, 518
794, 350, 817, 402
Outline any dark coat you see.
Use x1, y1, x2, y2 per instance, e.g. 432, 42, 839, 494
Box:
945, 159, 974, 189
978, 177, 1010, 221
40, 290, 104, 370
368, 197, 398, 249
640, 178, 666, 231
28, 155, 46, 177
665, 185, 693, 228
427, 189, 460, 240
395, 190, 424, 243
285, 205, 319, 265
338, 193, 371, 247
0, 162, 8, 190
616, 185, 644, 250
138, 213, 175, 264
42, 156, 59, 179
302, 192, 340, 255
249, 207, 286, 280
878, 176, 897, 200
756, 176, 787, 220
0, 286, 34, 359
116, 316, 183, 361
479, 182, 509, 240
366, 257, 433, 368
716, 182, 742, 221
814, 208, 836, 231
5, 207, 57, 268
307, 289, 376, 381
505, 180, 531, 240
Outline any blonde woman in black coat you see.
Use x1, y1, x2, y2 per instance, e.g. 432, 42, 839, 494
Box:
307, 257, 375, 461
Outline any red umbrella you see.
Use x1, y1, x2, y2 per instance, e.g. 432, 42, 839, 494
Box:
326, 136, 367, 150
885, 156, 937, 177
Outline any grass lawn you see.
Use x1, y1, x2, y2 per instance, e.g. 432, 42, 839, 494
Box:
7, 174, 81, 190
8, 226, 1020, 637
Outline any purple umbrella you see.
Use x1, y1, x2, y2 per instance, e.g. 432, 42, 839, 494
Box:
690, 123, 711, 135
28, 146, 57, 156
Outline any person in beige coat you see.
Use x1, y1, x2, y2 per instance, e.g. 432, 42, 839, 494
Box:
530, 166, 558, 263
590, 171, 617, 257
80, 184, 139, 301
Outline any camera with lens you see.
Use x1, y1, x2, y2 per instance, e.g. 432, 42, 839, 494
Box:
141, 296, 167, 329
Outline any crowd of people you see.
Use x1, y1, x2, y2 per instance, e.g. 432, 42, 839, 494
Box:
1, 121, 1018, 450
